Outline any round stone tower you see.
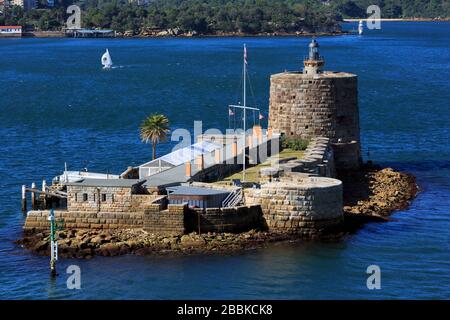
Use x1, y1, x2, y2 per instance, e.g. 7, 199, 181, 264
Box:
268, 39, 361, 170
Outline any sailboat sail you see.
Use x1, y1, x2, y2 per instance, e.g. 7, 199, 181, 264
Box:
101, 49, 113, 68
358, 20, 364, 35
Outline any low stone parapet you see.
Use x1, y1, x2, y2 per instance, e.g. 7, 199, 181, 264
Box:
245, 176, 343, 236
24, 210, 144, 232
277, 137, 336, 178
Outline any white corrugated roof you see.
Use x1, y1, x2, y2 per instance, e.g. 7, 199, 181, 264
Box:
160, 140, 221, 166
141, 140, 221, 167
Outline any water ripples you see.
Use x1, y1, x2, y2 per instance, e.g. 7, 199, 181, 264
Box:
0, 22, 449, 299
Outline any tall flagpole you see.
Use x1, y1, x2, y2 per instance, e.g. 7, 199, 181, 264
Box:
243, 44, 247, 182
229, 45, 259, 182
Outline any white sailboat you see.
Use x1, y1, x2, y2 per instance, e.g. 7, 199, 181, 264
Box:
358, 20, 364, 35
101, 49, 113, 69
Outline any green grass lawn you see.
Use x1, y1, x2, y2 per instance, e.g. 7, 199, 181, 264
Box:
218, 149, 304, 184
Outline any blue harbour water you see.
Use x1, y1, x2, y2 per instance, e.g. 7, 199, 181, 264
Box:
0, 22, 449, 299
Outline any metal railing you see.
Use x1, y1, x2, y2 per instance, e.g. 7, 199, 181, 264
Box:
222, 188, 243, 208
303, 55, 325, 62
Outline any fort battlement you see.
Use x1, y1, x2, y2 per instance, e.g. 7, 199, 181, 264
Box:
245, 176, 343, 236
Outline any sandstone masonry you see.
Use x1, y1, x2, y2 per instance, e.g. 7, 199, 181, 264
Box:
268, 40, 362, 170
245, 177, 343, 236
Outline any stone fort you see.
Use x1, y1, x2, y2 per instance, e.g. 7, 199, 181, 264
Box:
268, 38, 362, 170
23, 40, 364, 239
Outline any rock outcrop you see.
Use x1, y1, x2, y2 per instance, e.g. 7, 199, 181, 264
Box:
17, 165, 418, 258
340, 166, 418, 231
17, 229, 300, 258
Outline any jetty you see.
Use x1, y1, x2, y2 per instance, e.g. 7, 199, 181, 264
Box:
66, 29, 116, 38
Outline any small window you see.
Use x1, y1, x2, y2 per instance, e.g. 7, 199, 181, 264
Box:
101, 194, 107, 202
111, 194, 114, 203
74, 193, 77, 202
305, 125, 309, 129
83, 193, 88, 202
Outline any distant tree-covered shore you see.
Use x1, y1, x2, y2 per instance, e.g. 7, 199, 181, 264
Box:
0, 0, 448, 34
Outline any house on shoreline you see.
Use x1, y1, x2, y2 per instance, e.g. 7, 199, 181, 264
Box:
0, 26, 22, 37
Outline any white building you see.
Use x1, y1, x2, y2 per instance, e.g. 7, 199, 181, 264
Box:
11, 0, 36, 11
0, 25, 22, 37
11, 0, 23, 6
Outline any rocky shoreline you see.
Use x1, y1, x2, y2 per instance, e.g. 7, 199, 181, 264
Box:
127, 30, 349, 38
18, 30, 349, 39
339, 165, 419, 231
343, 18, 450, 22
16, 166, 418, 259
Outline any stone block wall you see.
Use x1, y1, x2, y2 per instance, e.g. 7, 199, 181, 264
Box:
67, 185, 161, 213
24, 210, 144, 232
268, 72, 359, 142
268, 71, 361, 170
331, 141, 361, 171
143, 203, 262, 235
67, 185, 131, 213
186, 205, 263, 233
24, 201, 263, 236
143, 203, 186, 235
24, 192, 163, 232
131, 194, 165, 210
245, 177, 343, 236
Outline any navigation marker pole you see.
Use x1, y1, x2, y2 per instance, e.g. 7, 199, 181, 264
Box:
48, 208, 58, 277
243, 44, 247, 182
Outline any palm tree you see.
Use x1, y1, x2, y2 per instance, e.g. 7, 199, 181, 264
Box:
140, 113, 170, 160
